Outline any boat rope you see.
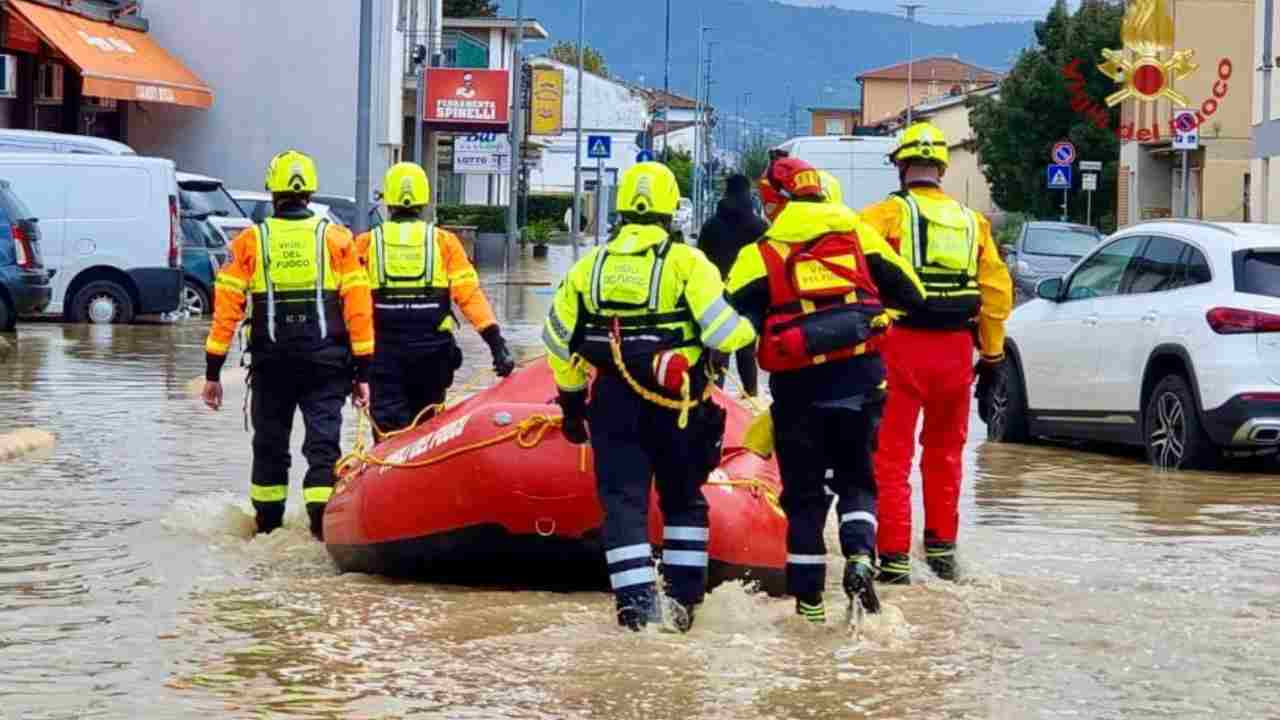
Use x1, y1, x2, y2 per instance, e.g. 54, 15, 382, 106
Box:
608, 317, 715, 430
335, 405, 563, 479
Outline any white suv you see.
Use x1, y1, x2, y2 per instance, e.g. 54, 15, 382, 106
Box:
987, 220, 1280, 469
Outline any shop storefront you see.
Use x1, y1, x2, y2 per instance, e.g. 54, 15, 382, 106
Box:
0, 0, 211, 143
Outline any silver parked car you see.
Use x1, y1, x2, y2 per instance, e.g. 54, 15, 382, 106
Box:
1007, 221, 1105, 301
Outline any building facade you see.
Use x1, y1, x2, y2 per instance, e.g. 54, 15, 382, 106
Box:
127, 0, 403, 198
857, 56, 1001, 126
913, 86, 1001, 218
1118, 0, 1254, 225
808, 107, 861, 136
1251, 0, 1280, 221
0, 0, 211, 143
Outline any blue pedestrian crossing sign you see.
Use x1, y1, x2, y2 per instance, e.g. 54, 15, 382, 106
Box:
1047, 164, 1072, 189
636, 149, 654, 163
588, 135, 612, 159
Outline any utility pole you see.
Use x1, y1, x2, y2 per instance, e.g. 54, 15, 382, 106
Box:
788, 86, 797, 138
409, 0, 422, 165
662, 0, 671, 160
900, 3, 923, 127
424, 0, 443, 222
1260, 0, 1275, 221
571, 0, 585, 249
694, 23, 710, 226
742, 90, 751, 169
355, 0, 373, 234
506, 0, 525, 258
702, 40, 717, 228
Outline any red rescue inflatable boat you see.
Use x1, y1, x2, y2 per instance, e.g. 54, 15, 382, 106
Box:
324, 363, 787, 595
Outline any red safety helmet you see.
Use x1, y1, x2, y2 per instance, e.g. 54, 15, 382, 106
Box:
759, 157, 825, 221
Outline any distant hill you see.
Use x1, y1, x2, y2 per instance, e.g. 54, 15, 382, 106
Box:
498, 0, 1034, 135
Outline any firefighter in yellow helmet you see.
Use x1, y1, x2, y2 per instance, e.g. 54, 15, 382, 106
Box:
354, 162, 512, 438
542, 162, 757, 633
202, 150, 375, 540
859, 122, 1013, 584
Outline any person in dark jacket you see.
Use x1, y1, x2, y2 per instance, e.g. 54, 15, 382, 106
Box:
698, 174, 767, 396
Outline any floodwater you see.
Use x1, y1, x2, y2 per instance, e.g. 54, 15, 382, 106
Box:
2, 246, 1279, 719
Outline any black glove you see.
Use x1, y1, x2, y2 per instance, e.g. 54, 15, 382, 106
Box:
556, 389, 589, 445
481, 325, 516, 377
974, 356, 1008, 424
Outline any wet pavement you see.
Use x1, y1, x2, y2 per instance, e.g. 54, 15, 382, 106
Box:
2, 245, 1279, 719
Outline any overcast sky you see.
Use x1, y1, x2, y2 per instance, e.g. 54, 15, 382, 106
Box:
778, 0, 1070, 26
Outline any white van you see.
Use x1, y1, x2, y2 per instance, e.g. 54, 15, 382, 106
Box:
0, 153, 181, 323
772, 135, 899, 212
0, 129, 135, 156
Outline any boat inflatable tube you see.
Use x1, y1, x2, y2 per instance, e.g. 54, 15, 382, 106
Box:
325, 363, 787, 595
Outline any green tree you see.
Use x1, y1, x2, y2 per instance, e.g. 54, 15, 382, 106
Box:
968, 0, 1124, 229
547, 41, 609, 76
666, 150, 694, 198
739, 136, 771, 181
443, 0, 498, 16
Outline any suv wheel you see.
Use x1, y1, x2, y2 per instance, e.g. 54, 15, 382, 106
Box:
1144, 374, 1215, 470
0, 295, 14, 332
68, 281, 135, 325
182, 280, 210, 318
987, 360, 1030, 443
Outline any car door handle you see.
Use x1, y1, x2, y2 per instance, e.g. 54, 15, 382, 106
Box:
1083, 314, 1099, 326
1142, 310, 1160, 324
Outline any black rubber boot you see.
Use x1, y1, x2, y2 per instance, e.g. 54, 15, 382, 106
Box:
667, 598, 697, 634
795, 592, 826, 624
307, 504, 326, 542
255, 503, 285, 536
925, 540, 958, 581
616, 586, 661, 631
843, 555, 881, 614
878, 553, 912, 585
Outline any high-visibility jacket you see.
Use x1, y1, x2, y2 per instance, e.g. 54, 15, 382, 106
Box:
859, 185, 1012, 359
726, 201, 927, 403
353, 221, 496, 348
206, 214, 374, 361
542, 223, 757, 393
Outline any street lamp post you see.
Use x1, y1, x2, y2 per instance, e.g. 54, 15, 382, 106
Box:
900, 3, 923, 127
571, 0, 585, 249
355, 0, 373, 234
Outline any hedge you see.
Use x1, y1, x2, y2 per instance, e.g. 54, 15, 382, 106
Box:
527, 194, 575, 227
437, 205, 506, 233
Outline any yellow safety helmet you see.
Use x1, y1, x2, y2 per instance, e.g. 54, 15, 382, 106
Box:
889, 121, 949, 169
384, 162, 431, 209
818, 171, 844, 207
265, 150, 319, 194
616, 161, 680, 217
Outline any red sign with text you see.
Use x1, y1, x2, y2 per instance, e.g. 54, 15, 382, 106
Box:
424, 68, 510, 130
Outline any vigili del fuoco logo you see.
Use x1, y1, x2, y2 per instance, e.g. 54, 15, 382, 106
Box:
1063, 0, 1233, 141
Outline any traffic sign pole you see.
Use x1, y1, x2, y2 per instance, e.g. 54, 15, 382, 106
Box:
1181, 150, 1190, 217
596, 157, 605, 246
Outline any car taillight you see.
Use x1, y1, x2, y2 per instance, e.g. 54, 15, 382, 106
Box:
1206, 307, 1280, 334
168, 195, 179, 268
12, 224, 35, 269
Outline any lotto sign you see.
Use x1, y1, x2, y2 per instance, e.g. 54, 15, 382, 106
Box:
1051, 140, 1076, 166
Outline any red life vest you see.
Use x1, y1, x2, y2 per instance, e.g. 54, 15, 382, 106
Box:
757, 231, 886, 373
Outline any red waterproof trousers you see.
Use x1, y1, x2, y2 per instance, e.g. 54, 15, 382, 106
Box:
874, 326, 974, 556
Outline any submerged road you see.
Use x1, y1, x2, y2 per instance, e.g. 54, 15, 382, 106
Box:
2, 246, 1279, 719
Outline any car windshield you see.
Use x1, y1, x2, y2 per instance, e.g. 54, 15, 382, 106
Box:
1235, 250, 1280, 297
181, 182, 247, 218
1024, 227, 1102, 258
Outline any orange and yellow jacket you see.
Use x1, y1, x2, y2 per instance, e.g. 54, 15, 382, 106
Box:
859, 185, 1012, 359
353, 222, 497, 341
204, 215, 374, 380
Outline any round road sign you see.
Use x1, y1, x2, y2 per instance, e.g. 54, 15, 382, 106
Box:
1052, 140, 1076, 166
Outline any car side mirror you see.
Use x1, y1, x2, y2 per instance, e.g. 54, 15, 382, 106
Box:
1036, 277, 1063, 302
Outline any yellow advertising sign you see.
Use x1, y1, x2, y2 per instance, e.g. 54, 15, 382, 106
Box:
530, 67, 564, 136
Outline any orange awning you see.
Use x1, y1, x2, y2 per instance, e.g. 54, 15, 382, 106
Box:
8, 0, 213, 109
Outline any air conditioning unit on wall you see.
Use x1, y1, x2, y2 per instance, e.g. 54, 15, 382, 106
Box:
36, 62, 64, 104
0, 55, 16, 99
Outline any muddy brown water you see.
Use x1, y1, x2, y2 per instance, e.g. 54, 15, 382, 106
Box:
2, 246, 1279, 719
